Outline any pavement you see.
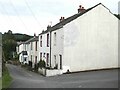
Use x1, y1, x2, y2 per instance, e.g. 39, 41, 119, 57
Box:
6, 64, 119, 88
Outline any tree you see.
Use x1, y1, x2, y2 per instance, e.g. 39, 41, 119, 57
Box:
114, 14, 120, 20
2, 30, 17, 60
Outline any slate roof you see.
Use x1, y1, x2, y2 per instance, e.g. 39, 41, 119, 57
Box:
24, 36, 39, 44
18, 36, 38, 45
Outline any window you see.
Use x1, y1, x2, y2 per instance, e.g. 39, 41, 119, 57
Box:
46, 53, 49, 66
40, 36, 42, 47
35, 56, 37, 64
25, 45, 26, 51
44, 53, 45, 57
35, 41, 37, 51
31, 42, 33, 50
54, 55, 56, 65
47, 34, 49, 47
31, 55, 32, 62
54, 32, 56, 46
24, 57, 26, 61
40, 53, 42, 60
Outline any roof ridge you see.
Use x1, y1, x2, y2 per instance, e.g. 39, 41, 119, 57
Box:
39, 3, 107, 35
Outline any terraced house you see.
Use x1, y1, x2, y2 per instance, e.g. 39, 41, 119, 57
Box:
16, 35, 39, 68
17, 3, 119, 75
38, 3, 119, 73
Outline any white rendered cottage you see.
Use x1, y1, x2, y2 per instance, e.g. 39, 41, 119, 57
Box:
17, 42, 29, 64
17, 35, 39, 68
26, 36, 39, 68
39, 28, 51, 67
39, 3, 119, 73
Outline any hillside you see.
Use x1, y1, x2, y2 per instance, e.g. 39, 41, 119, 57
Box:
13, 33, 33, 42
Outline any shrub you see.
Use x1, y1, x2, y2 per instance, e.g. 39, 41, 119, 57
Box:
39, 60, 46, 69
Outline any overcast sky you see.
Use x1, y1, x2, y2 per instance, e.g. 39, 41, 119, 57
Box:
0, 0, 119, 35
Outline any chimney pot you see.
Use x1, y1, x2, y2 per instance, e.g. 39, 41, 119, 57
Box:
79, 5, 82, 9
60, 16, 65, 22
47, 25, 51, 30
78, 5, 86, 13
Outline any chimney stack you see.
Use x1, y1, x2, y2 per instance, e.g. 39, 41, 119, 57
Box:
47, 25, 51, 30
78, 5, 86, 13
34, 33, 36, 37
60, 17, 65, 22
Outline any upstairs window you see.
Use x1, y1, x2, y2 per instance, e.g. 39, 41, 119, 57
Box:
40, 36, 42, 47
35, 41, 37, 51
40, 53, 42, 60
54, 32, 56, 46
31, 42, 33, 50
47, 34, 49, 47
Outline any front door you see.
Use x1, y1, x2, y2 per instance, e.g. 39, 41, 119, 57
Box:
59, 55, 62, 69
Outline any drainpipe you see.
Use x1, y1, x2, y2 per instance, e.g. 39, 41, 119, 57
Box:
50, 31, 52, 67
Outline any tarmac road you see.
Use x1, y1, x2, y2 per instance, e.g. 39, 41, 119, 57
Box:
7, 64, 118, 88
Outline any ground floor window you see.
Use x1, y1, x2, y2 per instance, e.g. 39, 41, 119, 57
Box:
40, 53, 42, 60
35, 56, 37, 64
46, 53, 49, 66
31, 55, 32, 62
54, 55, 58, 69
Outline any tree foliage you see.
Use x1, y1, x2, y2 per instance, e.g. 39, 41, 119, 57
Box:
2, 30, 17, 60
2, 30, 32, 61
114, 14, 120, 20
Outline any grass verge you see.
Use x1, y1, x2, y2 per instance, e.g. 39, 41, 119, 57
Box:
2, 66, 12, 89
0, 77, 2, 90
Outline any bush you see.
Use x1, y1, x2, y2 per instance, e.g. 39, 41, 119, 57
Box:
39, 60, 46, 69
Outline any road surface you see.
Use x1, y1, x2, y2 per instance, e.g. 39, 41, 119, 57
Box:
7, 64, 118, 88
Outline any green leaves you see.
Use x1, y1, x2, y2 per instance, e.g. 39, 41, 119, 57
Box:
2, 30, 32, 61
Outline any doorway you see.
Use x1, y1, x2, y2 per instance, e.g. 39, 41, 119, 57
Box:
59, 55, 62, 69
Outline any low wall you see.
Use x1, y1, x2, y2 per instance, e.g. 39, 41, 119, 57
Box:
38, 68, 63, 76
38, 68, 46, 75
46, 69, 63, 76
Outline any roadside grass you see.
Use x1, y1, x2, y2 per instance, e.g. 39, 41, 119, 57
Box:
2, 66, 12, 89
0, 77, 2, 90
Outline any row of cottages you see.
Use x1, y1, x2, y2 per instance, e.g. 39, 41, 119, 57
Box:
16, 35, 39, 68
16, 3, 119, 73
38, 3, 119, 73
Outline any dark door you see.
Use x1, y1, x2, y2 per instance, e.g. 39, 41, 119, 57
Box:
60, 55, 62, 69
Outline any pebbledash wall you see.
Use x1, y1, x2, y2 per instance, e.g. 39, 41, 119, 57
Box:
62, 4, 118, 72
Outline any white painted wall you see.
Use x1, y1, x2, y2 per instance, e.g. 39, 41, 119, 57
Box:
63, 4, 118, 72
51, 28, 64, 69
29, 39, 39, 68
39, 32, 50, 66
18, 44, 24, 63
